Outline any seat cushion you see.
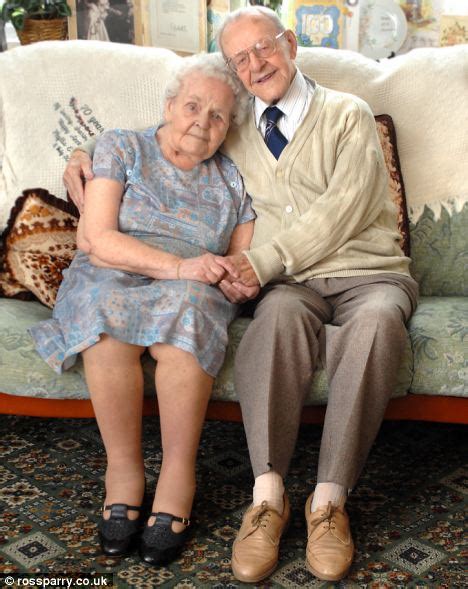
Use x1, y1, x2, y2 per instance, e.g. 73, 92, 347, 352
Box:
0, 298, 412, 404
408, 296, 467, 396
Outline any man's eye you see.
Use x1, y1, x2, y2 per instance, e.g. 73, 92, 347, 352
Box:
186, 103, 197, 111
235, 54, 248, 67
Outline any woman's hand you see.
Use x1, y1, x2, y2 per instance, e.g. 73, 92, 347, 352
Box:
178, 254, 228, 285
63, 150, 94, 213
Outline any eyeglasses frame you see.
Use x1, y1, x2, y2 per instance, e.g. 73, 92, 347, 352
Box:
225, 31, 288, 73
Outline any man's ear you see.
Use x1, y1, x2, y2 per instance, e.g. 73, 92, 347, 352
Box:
285, 29, 298, 60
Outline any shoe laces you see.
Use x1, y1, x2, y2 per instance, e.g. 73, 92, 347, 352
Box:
317, 501, 337, 530
251, 501, 272, 528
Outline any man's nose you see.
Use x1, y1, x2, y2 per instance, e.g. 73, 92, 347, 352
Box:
248, 51, 265, 71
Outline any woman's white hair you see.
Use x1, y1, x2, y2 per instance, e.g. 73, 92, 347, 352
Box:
164, 53, 250, 125
216, 6, 286, 57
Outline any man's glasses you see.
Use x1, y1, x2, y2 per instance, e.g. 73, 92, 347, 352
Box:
226, 31, 287, 73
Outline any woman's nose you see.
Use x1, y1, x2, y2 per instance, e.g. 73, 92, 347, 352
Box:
196, 112, 210, 129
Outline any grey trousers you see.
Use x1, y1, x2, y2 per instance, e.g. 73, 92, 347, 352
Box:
234, 273, 418, 489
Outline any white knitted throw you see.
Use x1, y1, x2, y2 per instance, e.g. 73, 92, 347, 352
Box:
0, 41, 181, 231
0, 41, 466, 231
297, 45, 468, 222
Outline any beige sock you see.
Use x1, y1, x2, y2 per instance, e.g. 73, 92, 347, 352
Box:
252, 471, 285, 514
311, 482, 347, 512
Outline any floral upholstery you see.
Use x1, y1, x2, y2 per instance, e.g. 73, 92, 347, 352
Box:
410, 203, 467, 297
408, 297, 467, 396
0, 298, 415, 403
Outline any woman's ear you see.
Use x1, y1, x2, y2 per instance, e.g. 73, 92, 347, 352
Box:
164, 98, 174, 122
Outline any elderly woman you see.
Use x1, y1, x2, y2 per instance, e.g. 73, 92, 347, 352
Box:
30, 54, 255, 566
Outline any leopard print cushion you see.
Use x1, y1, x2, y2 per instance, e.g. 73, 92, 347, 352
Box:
0, 189, 79, 308
375, 115, 411, 257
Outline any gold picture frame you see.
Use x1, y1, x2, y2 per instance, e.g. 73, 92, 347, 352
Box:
140, 0, 207, 55
68, 0, 145, 45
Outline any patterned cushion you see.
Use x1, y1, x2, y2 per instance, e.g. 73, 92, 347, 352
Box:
408, 296, 467, 397
0, 298, 412, 402
375, 115, 410, 257
410, 203, 468, 297
0, 189, 79, 308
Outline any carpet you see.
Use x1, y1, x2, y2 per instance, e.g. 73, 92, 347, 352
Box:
0, 416, 466, 588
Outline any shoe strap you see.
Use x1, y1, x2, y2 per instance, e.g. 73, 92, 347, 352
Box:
104, 503, 142, 519
150, 511, 190, 526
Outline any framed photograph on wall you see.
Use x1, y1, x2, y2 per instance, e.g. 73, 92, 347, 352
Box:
284, 0, 346, 49
143, 0, 207, 54
68, 0, 144, 45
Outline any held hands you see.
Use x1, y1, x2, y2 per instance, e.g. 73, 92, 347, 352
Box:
176, 253, 260, 303
215, 254, 261, 303
63, 151, 94, 212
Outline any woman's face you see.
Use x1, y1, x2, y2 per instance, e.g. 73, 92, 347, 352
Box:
163, 73, 235, 162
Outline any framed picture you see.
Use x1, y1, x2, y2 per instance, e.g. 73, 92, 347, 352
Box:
284, 0, 346, 49
142, 0, 207, 54
68, 0, 144, 45
439, 14, 468, 46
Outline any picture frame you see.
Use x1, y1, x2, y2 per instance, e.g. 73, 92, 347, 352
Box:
439, 14, 468, 46
68, 0, 144, 45
142, 0, 207, 55
284, 0, 346, 49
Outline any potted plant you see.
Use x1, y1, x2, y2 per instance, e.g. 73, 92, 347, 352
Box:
1, 1, 72, 45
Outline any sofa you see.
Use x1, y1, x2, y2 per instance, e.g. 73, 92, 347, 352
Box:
0, 41, 466, 423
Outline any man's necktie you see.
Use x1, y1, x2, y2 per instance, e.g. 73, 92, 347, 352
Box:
264, 106, 288, 159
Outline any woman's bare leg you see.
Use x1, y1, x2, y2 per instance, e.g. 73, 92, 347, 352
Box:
82, 334, 146, 518
148, 343, 213, 531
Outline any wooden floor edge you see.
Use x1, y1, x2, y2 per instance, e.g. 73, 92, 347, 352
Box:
0, 392, 467, 423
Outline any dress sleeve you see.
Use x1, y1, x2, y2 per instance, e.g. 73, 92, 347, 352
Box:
92, 129, 128, 184
238, 187, 256, 225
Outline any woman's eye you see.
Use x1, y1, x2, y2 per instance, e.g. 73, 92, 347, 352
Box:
186, 103, 197, 112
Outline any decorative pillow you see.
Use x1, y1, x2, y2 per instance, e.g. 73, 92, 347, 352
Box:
0, 189, 79, 308
375, 114, 411, 257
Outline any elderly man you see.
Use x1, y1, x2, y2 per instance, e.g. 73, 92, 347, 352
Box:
64, 6, 418, 583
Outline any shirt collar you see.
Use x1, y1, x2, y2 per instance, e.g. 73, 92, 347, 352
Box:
254, 69, 308, 127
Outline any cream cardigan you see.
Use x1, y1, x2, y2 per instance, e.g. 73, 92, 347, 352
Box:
223, 83, 411, 286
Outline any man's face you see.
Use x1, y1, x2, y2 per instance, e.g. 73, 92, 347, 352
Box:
221, 15, 297, 104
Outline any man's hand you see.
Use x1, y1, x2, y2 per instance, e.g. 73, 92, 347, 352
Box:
218, 280, 260, 304
215, 254, 260, 287
63, 150, 94, 212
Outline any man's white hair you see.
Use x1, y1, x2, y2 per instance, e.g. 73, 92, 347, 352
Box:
216, 6, 286, 57
164, 53, 250, 125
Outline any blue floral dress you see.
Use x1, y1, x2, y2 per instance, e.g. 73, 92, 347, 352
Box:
30, 127, 255, 377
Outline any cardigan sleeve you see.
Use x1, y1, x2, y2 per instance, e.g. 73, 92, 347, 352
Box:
245, 102, 389, 285
75, 136, 97, 157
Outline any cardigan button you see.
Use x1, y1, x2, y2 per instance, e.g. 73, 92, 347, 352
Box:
285, 205, 293, 213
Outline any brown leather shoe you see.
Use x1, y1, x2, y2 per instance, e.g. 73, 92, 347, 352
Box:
305, 493, 354, 581
231, 495, 290, 583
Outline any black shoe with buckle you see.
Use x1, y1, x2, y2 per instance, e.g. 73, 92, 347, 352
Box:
99, 503, 143, 557
139, 512, 191, 566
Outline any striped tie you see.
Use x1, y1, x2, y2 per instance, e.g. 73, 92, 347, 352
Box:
264, 106, 288, 159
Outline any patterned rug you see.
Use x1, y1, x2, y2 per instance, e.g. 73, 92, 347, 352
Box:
0, 416, 466, 588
